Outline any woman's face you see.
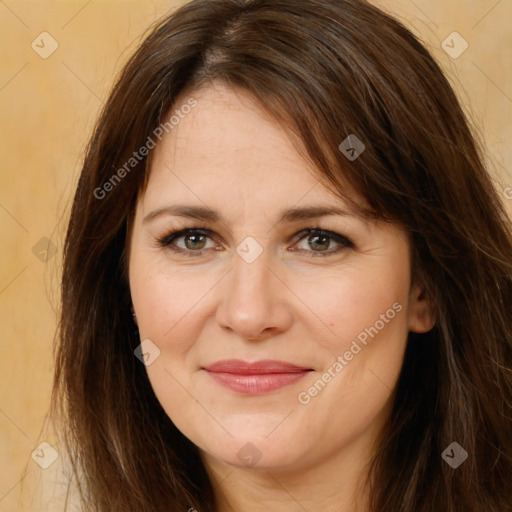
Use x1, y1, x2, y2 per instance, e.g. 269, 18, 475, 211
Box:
128, 83, 433, 473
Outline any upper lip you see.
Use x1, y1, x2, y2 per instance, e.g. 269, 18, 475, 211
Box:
202, 359, 313, 374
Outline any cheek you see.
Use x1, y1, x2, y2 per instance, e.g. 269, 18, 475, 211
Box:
290, 260, 410, 355
130, 259, 216, 345
129, 263, 213, 431
291, 258, 411, 418
293, 267, 409, 445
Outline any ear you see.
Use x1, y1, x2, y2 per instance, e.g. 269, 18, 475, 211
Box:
130, 305, 138, 326
408, 282, 435, 333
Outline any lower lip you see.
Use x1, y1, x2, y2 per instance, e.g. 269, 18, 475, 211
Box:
205, 370, 311, 394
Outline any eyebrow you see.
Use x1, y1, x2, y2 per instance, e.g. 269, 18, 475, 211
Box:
142, 204, 353, 226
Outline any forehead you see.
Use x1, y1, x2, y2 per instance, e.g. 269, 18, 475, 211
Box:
141, 83, 359, 213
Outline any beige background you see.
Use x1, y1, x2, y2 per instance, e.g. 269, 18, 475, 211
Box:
0, 0, 510, 510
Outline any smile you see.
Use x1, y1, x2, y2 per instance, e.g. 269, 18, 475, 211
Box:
202, 359, 313, 394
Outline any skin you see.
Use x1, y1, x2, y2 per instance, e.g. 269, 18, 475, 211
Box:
128, 83, 435, 511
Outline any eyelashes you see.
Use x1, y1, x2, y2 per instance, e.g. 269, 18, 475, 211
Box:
157, 227, 218, 256
155, 226, 354, 258
288, 228, 354, 256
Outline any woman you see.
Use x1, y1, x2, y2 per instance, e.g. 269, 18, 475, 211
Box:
46, 0, 512, 510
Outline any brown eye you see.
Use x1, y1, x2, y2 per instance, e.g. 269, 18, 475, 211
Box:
158, 228, 217, 256
183, 233, 207, 250
307, 234, 331, 251
291, 228, 353, 256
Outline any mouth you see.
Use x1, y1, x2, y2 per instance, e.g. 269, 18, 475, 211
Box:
201, 359, 314, 394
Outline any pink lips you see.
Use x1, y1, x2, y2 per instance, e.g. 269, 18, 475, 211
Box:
202, 359, 313, 394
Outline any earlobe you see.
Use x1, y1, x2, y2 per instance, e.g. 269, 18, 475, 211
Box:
408, 283, 435, 333
130, 305, 138, 326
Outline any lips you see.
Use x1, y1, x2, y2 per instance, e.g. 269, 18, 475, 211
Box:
202, 359, 313, 394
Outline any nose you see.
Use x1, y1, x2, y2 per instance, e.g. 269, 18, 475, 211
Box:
215, 247, 293, 341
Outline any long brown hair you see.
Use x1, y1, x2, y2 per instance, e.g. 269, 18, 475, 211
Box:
51, 0, 512, 510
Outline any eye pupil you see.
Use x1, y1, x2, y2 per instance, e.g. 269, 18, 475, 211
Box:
185, 234, 207, 250
309, 235, 330, 251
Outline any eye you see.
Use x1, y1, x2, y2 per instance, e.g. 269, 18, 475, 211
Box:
290, 228, 354, 257
156, 226, 354, 258
157, 228, 220, 256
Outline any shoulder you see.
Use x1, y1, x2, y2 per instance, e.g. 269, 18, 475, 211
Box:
21, 443, 83, 512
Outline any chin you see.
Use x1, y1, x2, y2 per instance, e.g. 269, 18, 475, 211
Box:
196, 424, 308, 471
